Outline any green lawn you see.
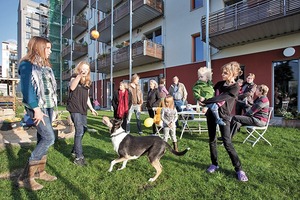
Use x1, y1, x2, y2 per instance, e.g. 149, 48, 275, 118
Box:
0, 110, 299, 200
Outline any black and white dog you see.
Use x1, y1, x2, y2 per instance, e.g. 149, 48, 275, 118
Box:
102, 116, 190, 182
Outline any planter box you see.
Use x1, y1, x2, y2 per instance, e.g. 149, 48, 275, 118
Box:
283, 119, 300, 128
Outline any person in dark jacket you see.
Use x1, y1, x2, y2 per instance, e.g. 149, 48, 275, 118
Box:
146, 79, 161, 134
67, 61, 98, 166
202, 61, 248, 182
235, 73, 257, 115
112, 81, 132, 132
230, 84, 270, 138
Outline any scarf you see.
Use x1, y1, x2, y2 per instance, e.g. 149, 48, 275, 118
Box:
117, 89, 129, 118
31, 64, 57, 108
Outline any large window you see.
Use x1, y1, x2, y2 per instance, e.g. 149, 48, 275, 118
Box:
273, 60, 299, 117
191, 0, 203, 10
145, 28, 162, 44
192, 33, 204, 62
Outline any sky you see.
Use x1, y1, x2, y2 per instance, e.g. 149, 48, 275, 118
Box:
0, 0, 18, 63
0, 0, 47, 64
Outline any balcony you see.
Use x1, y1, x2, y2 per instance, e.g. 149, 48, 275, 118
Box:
90, 40, 163, 73
62, 43, 88, 60
62, 0, 88, 18
91, 0, 163, 43
62, 16, 88, 39
201, 0, 300, 49
90, 0, 123, 13
62, 69, 72, 81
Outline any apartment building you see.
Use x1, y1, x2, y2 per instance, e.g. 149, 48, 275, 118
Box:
17, 0, 48, 61
58, 0, 300, 118
0, 41, 18, 96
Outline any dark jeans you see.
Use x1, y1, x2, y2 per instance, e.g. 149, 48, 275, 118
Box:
26, 107, 55, 161
230, 115, 265, 138
206, 109, 242, 172
235, 101, 247, 115
174, 100, 184, 127
148, 108, 156, 134
70, 112, 87, 159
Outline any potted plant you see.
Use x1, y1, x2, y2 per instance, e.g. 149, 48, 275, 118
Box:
281, 110, 300, 128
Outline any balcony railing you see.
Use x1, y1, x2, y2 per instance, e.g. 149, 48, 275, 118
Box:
202, 0, 300, 49
92, 0, 163, 43
62, 0, 88, 18
62, 69, 72, 81
62, 16, 88, 38
90, 40, 163, 73
62, 43, 88, 60
90, 0, 123, 13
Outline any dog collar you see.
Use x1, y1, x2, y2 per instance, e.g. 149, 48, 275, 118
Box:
111, 131, 127, 138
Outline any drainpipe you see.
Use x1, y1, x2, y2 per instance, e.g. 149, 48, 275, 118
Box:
129, 0, 133, 80
110, 0, 114, 110
206, 0, 211, 69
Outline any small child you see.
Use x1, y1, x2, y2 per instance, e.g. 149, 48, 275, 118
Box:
161, 95, 178, 151
192, 67, 226, 126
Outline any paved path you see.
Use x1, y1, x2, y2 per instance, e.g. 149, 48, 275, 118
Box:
0, 123, 74, 150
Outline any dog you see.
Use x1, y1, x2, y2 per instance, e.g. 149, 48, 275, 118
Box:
102, 116, 190, 182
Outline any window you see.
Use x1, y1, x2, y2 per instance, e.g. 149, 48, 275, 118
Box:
192, 33, 204, 62
26, 17, 31, 27
273, 60, 299, 117
191, 0, 203, 10
145, 28, 162, 44
26, 32, 31, 39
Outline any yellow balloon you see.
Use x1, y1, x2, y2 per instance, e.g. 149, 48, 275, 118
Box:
144, 118, 154, 128
91, 30, 100, 39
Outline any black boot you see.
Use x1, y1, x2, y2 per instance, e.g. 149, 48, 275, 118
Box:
173, 142, 178, 152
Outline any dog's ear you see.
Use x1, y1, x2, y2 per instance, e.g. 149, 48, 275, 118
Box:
112, 118, 123, 127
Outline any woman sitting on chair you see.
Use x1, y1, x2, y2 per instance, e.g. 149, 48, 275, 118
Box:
230, 84, 270, 139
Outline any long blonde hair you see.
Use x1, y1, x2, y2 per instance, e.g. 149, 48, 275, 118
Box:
221, 61, 243, 80
164, 95, 175, 109
20, 36, 52, 67
74, 61, 92, 87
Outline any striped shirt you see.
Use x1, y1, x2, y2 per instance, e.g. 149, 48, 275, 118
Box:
245, 96, 269, 124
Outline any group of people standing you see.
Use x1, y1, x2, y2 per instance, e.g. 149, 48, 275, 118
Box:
18, 36, 270, 191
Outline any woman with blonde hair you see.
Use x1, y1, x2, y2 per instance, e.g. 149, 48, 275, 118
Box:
202, 61, 248, 182
146, 79, 161, 134
67, 61, 98, 166
18, 36, 57, 190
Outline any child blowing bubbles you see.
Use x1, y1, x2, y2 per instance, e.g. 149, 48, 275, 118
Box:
161, 95, 179, 151
192, 67, 226, 126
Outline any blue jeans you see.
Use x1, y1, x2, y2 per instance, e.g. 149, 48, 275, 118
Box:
70, 112, 87, 158
127, 104, 142, 133
26, 107, 55, 161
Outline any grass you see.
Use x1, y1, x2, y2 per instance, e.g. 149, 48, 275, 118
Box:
0, 110, 299, 200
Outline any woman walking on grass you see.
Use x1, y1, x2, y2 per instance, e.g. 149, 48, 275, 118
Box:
67, 61, 98, 166
18, 36, 58, 190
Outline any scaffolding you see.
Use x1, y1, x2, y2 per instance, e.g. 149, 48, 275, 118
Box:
48, 0, 67, 104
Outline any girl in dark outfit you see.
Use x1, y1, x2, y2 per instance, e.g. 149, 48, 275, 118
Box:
67, 61, 98, 166
202, 61, 248, 182
112, 81, 132, 132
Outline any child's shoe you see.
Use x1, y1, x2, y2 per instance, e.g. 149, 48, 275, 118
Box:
206, 164, 219, 173
216, 118, 226, 126
237, 170, 248, 182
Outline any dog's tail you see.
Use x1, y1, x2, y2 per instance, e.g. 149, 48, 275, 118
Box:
165, 142, 190, 156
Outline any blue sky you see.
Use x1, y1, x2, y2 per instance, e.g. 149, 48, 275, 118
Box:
0, 0, 47, 63
0, 0, 18, 63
